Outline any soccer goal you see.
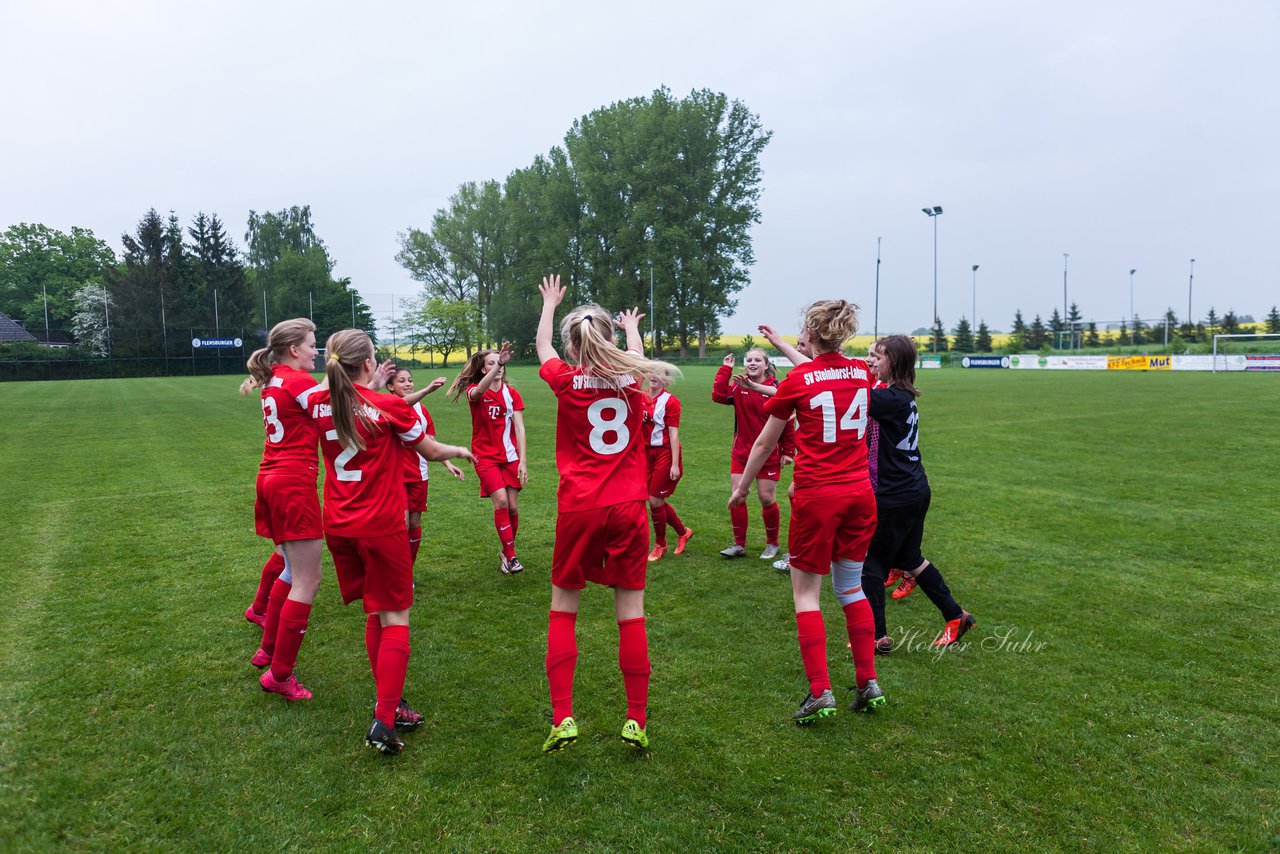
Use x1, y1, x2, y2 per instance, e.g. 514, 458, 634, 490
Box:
1212, 333, 1280, 373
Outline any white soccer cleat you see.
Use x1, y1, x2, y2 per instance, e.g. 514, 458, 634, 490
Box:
719, 544, 747, 558
759, 544, 780, 560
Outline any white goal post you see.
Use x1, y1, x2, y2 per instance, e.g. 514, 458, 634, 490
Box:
1212, 333, 1280, 373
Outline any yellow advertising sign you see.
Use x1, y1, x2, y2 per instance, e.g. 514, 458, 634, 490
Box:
1107, 355, 1172, 371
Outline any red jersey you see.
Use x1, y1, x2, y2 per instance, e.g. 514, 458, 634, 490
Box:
400, 400, 435, 483
713, 365, 796, 458
763, 352, 871, 489
258, 365, 321, 475
468, 383, 523, 464
642, 390, 681, 447
308, 386, 426, 537
539, 358, 647, 511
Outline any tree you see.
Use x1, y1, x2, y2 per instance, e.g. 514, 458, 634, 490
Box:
186, 212, 255, 332
952, 317, 974, 352
975, 320, 992, 353
1222, 310, 1240, 335
1010, 310, 1027, 350
245, 206, 373, 339
1028, 314, 1048, 350
1086, 322, 1099, 348
1266, 306, 1280, 334
930, 316, 949, 352
1067, 302, 1083, 348
1130, 314, 1146, 345
1204, 307, 1219, 338
0, 223, 116, 333
1049, 307, 1064, 347
406, 297, 476, 367
1118, 321, 1128, 346
106, 208, 184, 356
70, 283, 114, 356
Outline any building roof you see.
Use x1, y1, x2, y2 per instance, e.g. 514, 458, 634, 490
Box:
0, 312, 38, 343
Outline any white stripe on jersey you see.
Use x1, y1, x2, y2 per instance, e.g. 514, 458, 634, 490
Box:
650, 391, 671, 446
296, 384, 320, 409
500, 385, 519, 462
267, 377, 284, 389
397, 422, 425, 444
412, 402, 431, 480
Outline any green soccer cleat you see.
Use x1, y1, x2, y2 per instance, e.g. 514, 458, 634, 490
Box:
792, 689, 837, 724
542, 716, 578, 753
850, 678, 887, 713
620, 719, 648, 750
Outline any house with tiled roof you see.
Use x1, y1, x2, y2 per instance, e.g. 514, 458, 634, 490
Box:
0, 312, 38, 344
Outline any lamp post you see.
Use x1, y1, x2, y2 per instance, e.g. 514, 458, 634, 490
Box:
874, 237, 881, 340
971, 264, 979, 328
1129, 268, 1136, 321
1062, 253, 1069, 349
1187, 258, 1195, 328
648, 259, 655, 353
922, 206, 943, 352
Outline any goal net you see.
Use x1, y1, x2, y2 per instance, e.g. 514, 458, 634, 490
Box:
1212, 333, 1280, 373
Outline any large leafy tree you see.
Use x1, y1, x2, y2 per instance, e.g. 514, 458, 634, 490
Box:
0, 223, 116, 333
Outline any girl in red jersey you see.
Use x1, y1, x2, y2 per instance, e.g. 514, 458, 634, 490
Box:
733, 301, 884, 724
535, 274, 678, 753
713, 348, 795, 559
309, 329, 473, 754
239, 318, 326, 702
447, 345, 528, 574
386, 368, 465, 566
642, 367, 692, 562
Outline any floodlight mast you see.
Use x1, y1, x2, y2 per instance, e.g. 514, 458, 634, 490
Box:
922, 206, 943, 352
971, 264, 979, 330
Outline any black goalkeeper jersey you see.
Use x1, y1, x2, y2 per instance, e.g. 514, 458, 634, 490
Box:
869, 386, 930, 507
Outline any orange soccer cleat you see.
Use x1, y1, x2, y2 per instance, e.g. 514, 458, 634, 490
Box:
647, 544, 668, 563
884, 569, 905, 588
933, 611, 977, 647
891, 575, 917, 600
674, 528, 694, 555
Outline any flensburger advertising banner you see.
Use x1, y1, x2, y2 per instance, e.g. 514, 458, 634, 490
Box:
960, 355, 1010, 368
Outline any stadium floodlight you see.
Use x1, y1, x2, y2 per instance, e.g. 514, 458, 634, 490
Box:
1187, 259, 1196, 328
971, 265, 979, 326
922, 206, 944, 352
1129, 269, 1136, 321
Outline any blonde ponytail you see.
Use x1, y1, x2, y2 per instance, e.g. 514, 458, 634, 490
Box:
239, 317, 316, 395
324, 328, 377, 452
559, 303, 680, 391
803, 300, 859, 353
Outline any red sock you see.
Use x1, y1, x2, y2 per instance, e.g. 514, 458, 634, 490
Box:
665, 504, 686, 537
730, 502, 748, 546
842, 599, 877, 688
252, 552, 286, 614
364, 613, 382, 678
270, 598, 312, 681
618, 617, 651, 728
795, 610, 830, 696
651, 504, 668, 547
762, 502, 781, 546
259, 578, 291, 656
407, 525, 422, 563
509, 510, 519, 540
494, 508, 516, 559
546, 610, 578, 725
374, 624, 410, 728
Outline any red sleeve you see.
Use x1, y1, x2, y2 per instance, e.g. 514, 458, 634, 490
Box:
667, 395, 682, 427
511, 387, 525, 411
763, 376, 799, 456
538, 358, 574, 396
379, 394, 426, 445
712, 365, 734, 404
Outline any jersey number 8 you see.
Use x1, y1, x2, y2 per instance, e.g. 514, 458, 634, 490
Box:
587, 398, 629, 455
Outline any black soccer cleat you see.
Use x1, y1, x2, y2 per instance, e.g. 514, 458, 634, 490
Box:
365, 718, 405, 755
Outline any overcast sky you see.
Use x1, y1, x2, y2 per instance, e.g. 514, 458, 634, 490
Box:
2, 0, 1277, 334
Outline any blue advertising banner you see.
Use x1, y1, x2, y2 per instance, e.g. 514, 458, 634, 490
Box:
192, 337, 243, 349
960, 355, 1010, 369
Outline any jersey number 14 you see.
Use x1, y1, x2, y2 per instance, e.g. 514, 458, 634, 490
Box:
808, 388, 867, 442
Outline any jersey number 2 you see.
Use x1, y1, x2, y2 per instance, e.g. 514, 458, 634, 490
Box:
324, 429, 363, 481
809, 388, 867, 442
587, 398, 629, 455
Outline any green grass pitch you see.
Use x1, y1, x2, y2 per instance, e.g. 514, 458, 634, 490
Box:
0, 367, 1276, 851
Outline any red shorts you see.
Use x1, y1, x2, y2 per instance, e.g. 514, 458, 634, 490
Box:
476, 459, 521, 497
646, 446, 682, 498
405, 480, 428, 513
787, 482, 877, 575
254, 471, 322, 544
731, 449, 782, 481
326, 531, 414, 613
552, 501, 649, 591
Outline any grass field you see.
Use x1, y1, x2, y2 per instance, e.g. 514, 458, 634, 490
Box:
1, 367, 1277, 851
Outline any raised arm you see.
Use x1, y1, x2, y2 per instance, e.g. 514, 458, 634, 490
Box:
731, 373, 777, 396
403, 376, 447, 406
537, 275, 565, 364
759, 325, 811, 366
712, 353, 735, 404
616, 307, 646, 354
468, 342, 511, 401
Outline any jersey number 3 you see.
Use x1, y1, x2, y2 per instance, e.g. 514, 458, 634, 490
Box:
587, 398, 629, 455
809, 388, 867, 442
262, 397, 285, 443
